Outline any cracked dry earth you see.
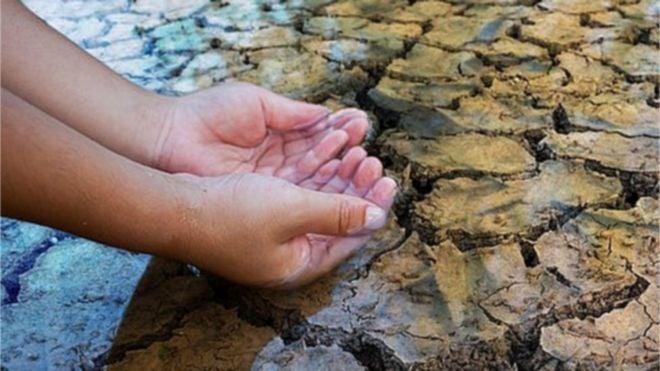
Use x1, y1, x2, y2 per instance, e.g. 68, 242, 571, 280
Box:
2, 0, 659, 370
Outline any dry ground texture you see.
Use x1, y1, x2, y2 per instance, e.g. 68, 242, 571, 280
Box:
2, 0, 659, 370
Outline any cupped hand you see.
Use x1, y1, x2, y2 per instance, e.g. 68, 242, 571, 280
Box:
176, 147, 396, 288
154, 82, 398, 288
156, 82, 369, 185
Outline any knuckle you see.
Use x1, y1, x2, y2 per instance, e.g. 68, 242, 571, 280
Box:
336, 199, 356, 235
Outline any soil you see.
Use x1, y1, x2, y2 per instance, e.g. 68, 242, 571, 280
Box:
3, 0, 658, 369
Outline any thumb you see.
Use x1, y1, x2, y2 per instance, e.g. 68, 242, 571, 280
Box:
278, 187, 388, 240
258, 89, 330, 131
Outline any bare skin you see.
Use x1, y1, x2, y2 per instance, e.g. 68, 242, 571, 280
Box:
157, 86, 371, 182
1, 1, 397, 288
1, 0, 370, 179
2, 89, 395, 287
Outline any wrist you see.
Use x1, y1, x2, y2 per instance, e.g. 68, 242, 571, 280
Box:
130, 91, 178, 169
144, 171, 205, 259
154, 174, 243, 278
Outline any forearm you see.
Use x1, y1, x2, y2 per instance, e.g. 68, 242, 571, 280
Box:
1, 89, 190, 259
1, 0, 171, 167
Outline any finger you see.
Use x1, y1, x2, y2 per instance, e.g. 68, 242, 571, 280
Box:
312, 234, 370, 276
283, 127, 334, 156
275, 130, 347, 182
278, 108, 364, 143
280, 116, 331, 141
282, 177, 397, 287
344, 157, 383, 197
337, 147, 367, 179
258, 88, 330, 130
279, 109, 366, 154
298, 159, 341, 190
320, 147, 367, 193
364, 177, 398, 210
338, 177, 397, 238
294, 130, 349, 180
328, 109, 369, 146
280, 234, 371, 288
328, 108, 368, 130
279, 187, 387, 241
340, 117, 369, 147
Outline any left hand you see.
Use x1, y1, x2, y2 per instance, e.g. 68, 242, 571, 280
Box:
154, 82, 369, 185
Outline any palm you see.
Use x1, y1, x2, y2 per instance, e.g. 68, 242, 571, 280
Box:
158, 83, 369, 186
169, 108, 369, 186
158, 83, 396, 285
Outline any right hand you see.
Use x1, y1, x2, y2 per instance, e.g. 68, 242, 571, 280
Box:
173, 148, 396, 288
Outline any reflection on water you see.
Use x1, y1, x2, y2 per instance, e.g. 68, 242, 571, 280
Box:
3, 0, 659, 369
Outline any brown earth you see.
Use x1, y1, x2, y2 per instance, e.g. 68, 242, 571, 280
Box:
17, 0, 660, 369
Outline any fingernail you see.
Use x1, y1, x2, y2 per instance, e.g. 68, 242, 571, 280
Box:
363, 206, 387, 231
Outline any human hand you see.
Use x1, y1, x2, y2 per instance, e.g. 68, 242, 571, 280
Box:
155, 82, 369, 185
151, 82, 398, 288
174, 147, 396, 288
3, 3, 369, 186
3, 87, 396, 290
